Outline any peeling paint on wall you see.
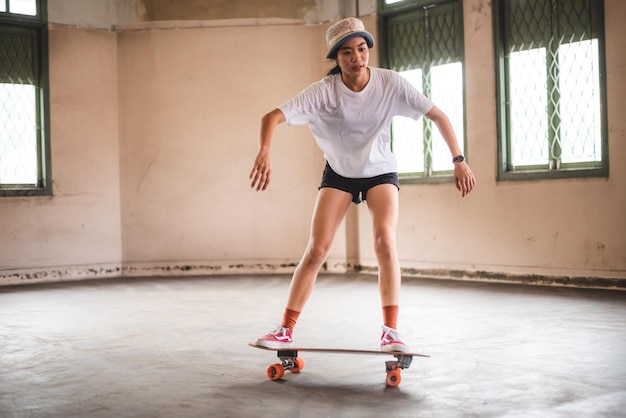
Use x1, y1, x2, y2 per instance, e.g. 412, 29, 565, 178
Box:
0, 262, 303, 287
137, 0, 320, 22
48, 0, 137, 29
2, 263, 624, 290
47, 0, 377, 29
0, 265, 123, 286
398, 267, 626, 291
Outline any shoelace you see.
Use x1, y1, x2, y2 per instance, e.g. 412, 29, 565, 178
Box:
382, 326, 400, 342
270, 327, 289, 337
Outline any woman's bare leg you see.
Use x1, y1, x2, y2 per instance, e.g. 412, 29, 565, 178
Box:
365, 184, 401, 307
285, 187, 353, 311
365, 183, 408, 352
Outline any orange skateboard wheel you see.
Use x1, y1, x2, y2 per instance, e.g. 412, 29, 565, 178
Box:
386, 368, 402, 387
266, 364, 285, 381
290, 357, 305, 373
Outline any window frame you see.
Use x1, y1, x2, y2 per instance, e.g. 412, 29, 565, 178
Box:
493, 0, 609, 182
378, 0, 467, 185
0, 0, 51, 197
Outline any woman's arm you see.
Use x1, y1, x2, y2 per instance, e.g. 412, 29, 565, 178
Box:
249, 108, 286, 191
425, 106, 476, 197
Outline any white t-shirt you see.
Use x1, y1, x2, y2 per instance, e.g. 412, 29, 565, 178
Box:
279, 67, 434, 178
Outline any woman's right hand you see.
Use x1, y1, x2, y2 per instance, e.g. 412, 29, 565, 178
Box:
249, 149, 271, 191
249, 109, 285, 191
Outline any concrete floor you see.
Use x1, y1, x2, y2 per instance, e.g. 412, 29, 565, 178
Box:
0, 274, 625, 418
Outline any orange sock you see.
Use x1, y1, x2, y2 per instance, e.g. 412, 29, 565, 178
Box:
382, 305, 398, 330
281, 308, 301, 330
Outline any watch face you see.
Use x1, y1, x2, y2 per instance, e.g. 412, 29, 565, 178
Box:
453, 155, 465, 163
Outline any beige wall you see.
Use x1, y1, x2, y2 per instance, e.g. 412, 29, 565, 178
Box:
0, 28, 122, 282
117, 23, 327, 275
0, 1, 624, 286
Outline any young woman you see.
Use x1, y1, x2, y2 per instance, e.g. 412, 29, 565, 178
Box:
249, 17, 475, 352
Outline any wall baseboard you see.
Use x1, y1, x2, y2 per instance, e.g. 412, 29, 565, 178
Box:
0, 261, 296, 287
351, 264, 626, 291
0, 264, 123, 287
1, 262, 624, 290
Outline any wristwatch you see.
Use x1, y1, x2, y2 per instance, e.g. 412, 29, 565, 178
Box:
452, 155, 465, 163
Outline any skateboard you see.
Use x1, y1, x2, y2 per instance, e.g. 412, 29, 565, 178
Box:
248, 342, 429, 387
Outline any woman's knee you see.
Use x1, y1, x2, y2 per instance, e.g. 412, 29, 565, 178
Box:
302, 241, 332, 267
373, 232, 397, 259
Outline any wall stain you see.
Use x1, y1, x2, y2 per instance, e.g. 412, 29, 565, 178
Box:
469, 0, 491, 33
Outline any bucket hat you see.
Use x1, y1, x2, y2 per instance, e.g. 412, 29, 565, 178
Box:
325, 17, 374, 59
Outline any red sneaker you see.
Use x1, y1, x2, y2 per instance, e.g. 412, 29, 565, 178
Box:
255, 327, 293, 349
380, 325, 409, 352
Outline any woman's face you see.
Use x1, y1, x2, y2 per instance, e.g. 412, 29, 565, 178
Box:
335, 36, 369, 77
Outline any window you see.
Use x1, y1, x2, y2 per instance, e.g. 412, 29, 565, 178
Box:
379, 0, 465, 181
494, 0, 607, 180
0, 0, 50, 196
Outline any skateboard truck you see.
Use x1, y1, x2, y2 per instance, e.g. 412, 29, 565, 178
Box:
276, 350, 302, 371
387, 353, 413, 370
264, 350, 305, 381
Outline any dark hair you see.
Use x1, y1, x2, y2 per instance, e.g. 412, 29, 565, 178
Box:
325, 46, 341, 75
326, 63, 341, 76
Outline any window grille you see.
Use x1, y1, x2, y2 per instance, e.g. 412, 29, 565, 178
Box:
380, 0, 465, 181
495, 0, 607, 179
0, 0, 50, 196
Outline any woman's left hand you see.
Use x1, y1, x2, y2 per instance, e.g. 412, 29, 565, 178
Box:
454, 162, 475, 198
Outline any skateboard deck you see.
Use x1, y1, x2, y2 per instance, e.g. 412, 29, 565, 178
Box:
248, 342, 429, 387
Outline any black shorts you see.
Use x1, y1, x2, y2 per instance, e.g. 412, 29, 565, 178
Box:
318, 162, 399, 204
